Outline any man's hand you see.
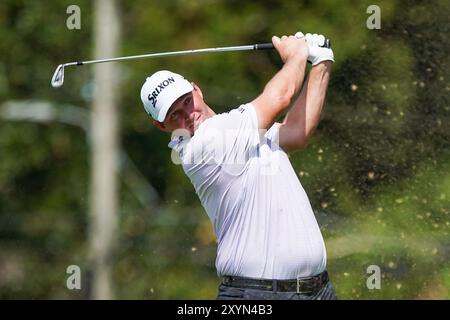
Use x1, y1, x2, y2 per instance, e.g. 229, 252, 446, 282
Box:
272, 34, 309, 64
250, 34, 309, 130
295, 32, 335, 66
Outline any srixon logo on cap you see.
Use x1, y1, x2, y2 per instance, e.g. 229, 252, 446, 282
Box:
148, 77, 175, 108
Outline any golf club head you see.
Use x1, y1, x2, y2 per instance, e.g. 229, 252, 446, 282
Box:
51, 64, 65, 88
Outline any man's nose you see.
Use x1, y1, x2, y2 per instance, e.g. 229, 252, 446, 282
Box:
185, 112, 194, 123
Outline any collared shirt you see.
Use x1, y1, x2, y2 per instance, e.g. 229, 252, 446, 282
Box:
169, 103, 326, 279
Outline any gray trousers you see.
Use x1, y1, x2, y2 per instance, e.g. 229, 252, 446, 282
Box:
217, 280, 337, 300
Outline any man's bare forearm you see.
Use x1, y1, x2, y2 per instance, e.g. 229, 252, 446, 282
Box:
251, 35, 309, 130
252, 55, 308, 130
262, 55, 308, 108
281, 61, 332, 148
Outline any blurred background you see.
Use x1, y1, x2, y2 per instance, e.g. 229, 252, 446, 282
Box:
0, 0, 448, 299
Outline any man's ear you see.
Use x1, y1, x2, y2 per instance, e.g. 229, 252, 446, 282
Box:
192, 82, 203, 99
153, 120, 170, 133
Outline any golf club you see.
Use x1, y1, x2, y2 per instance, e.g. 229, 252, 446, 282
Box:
51, 39, 331, 88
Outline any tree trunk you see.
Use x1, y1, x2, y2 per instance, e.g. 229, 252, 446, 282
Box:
88, 0, 121, 300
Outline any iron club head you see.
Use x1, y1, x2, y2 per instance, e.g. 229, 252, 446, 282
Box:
51, 64, 65, 88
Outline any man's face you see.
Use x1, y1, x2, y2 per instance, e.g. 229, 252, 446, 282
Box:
154, 83, 208, 136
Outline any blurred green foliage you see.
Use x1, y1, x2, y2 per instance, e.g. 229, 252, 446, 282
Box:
0, 0, 449, 299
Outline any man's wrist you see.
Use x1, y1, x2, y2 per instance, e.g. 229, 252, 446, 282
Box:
312, 60, 333, 70
288, 52, 308, 66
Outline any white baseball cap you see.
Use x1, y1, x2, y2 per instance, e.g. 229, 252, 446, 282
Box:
140, 70, 193, 122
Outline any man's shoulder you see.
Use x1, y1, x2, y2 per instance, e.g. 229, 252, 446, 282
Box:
203, 103, 256, 128
231, 103, 255, 116
168, 103, 258, 152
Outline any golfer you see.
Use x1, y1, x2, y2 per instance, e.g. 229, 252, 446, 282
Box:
140, 32, 336, 300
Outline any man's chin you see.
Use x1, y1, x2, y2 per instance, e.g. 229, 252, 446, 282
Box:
185, 126, 195, 137
171, 127, 193, 137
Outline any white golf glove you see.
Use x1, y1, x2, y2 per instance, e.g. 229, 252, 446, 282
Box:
295, 32, 334, 66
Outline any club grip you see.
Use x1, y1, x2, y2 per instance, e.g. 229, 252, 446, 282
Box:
254, 43, 274, 50
254, 38, 331, 50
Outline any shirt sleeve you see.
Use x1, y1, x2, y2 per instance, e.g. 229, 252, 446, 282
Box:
263, 122, 281, 149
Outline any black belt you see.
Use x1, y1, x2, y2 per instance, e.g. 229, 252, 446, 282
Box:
222, 270, 329, 294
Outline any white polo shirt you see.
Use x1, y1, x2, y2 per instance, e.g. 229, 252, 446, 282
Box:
169, 103, 327, 279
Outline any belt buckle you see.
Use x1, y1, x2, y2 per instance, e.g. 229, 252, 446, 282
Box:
296, 275, 315, 295
296, 275, 304, 294
272, 280, 277, 292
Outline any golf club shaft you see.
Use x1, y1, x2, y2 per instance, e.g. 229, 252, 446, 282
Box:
52, 39, 330, 87
66, 43, 275, 67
